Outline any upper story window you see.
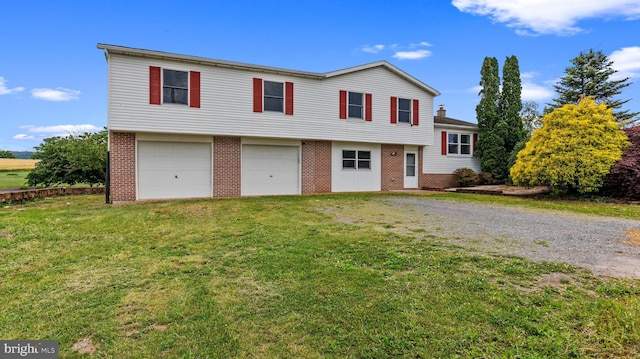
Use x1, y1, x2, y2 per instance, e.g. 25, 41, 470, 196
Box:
149, 66, 200, 108
253, 78, 294, 115
348, 92, 364, 119
264, 81, 284, 112
447, 133, 472, 155
398, 98, 412, 123
342, 150, 371, 170
163, 69, 189, 105
339, 90, 372, 121
390, 97, 419, 125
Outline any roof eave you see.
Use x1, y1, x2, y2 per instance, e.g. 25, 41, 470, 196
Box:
97, 43, 326, 79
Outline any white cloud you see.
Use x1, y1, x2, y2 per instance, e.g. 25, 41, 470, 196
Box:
31, 87, 80, 101
452, 0, 640, 36
392, 50, 432, 60
362, 44, 385, 54
15, 124, 101, 141
13, 134, 35, 140
361, 41, 433, 60
610, 46, 640, 80
0, 76, 25, 95
522, 82, 554, 101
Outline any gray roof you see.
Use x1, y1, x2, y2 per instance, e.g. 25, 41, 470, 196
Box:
434, 116, 478, 128
97, 43, 440, 96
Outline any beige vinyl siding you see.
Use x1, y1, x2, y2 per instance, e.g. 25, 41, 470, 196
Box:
107, 54, 434, 146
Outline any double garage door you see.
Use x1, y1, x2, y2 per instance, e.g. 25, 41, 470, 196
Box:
137, 141, 299, 200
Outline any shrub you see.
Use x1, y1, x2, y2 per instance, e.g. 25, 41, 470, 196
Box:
478, 172, 495, 185
603, 126, 640, 200
453, 168, 479, 187
510, 98, 629, 194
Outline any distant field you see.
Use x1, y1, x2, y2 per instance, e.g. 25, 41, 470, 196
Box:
0, 158, 38, 170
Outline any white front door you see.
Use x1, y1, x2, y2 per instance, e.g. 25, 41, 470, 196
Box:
404, 151, 418, 188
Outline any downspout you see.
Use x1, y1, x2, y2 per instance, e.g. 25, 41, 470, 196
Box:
103, 48, 111, 204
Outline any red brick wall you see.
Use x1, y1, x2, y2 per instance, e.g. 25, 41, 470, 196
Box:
421, 174, 455, 189
301, 140, 332, 194
109, 131, 136, 202
381, 144, 405, 190
213, 137, 241, 197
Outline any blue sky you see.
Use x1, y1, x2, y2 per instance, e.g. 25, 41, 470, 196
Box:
1, 0, 639, 151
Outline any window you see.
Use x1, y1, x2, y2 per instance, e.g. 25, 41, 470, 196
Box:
406, 153, 416, 176
342, 150, 371, 169
264, 81, 284, 112
447, 133, 472, 155
348, 92, 363, 119
398, 98, 411, 123
390, 97, 418, 125
163, 69, 188, 105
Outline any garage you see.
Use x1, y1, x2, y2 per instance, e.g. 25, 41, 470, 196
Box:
137, 141, 212, 200
241, 144, 300, 196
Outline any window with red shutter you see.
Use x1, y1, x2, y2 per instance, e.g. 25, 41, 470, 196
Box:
189, 71, 200, 108
390, 97, 398, 124
149, 66, 161, 105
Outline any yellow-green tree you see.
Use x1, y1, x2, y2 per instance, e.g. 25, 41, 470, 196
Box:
510, 97, 628, 194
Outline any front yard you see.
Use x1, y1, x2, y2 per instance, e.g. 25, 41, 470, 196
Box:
1, 193, 639, 358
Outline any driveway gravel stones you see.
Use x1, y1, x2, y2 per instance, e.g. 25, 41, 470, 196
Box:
327, 196, 640, 278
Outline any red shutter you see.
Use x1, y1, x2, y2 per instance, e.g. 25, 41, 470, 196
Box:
441, 131, 447, 155
253, 78, 263, 112
149, 66, 161, 105
189, 71, 200, 108
339, 90, 347, 119
285, 82, 294, 115
473, 133, 478, 153
412, 99, 419, 126
390, 97, 397, 124
365, 93, 372, 121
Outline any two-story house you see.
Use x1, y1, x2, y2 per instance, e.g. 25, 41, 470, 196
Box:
97, 44, 479, 202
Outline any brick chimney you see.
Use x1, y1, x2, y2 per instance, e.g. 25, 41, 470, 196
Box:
437, 104, 446, 118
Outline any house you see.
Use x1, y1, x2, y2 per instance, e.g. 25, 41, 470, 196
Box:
97, 44, 480, 202
423, 105, 482, 188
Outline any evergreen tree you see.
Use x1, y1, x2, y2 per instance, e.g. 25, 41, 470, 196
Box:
548, 49, 638, 124
475, 56, 524, 183
500, 56, 525, 151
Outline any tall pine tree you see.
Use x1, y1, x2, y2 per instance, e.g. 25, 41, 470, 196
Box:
500, 56, 525, 152
475, 56, 523, 183
548, 49, 638, 124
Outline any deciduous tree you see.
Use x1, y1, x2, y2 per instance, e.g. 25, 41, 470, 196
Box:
603, 126, 640, 200
0, 150, 16, 158
27, 129, 107, 187
511, 98, 629, 194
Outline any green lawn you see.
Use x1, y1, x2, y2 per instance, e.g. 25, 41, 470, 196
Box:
0, 170, 30, 189
1, 193, 639, 358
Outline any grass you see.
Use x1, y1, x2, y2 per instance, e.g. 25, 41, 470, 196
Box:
428, 192, 640, 220
1, 193, 639, 358
0, 170, 30, 189
0, 159, 37, 189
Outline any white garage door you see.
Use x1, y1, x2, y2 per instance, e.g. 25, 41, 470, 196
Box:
242, 145, 299, 196
138, 141, 212, 200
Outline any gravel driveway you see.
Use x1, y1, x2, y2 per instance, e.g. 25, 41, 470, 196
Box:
329, 196, 640, 278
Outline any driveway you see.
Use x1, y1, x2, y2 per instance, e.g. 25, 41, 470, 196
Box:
326, 196, 640, 278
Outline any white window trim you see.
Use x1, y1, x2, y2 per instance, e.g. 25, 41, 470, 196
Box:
263, 80, 284, 113
342, 150, 372, 170
447, 132, 474, 156
397, 98, 412, 124
348, 91, 364, 119
162, 68, 190, 106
